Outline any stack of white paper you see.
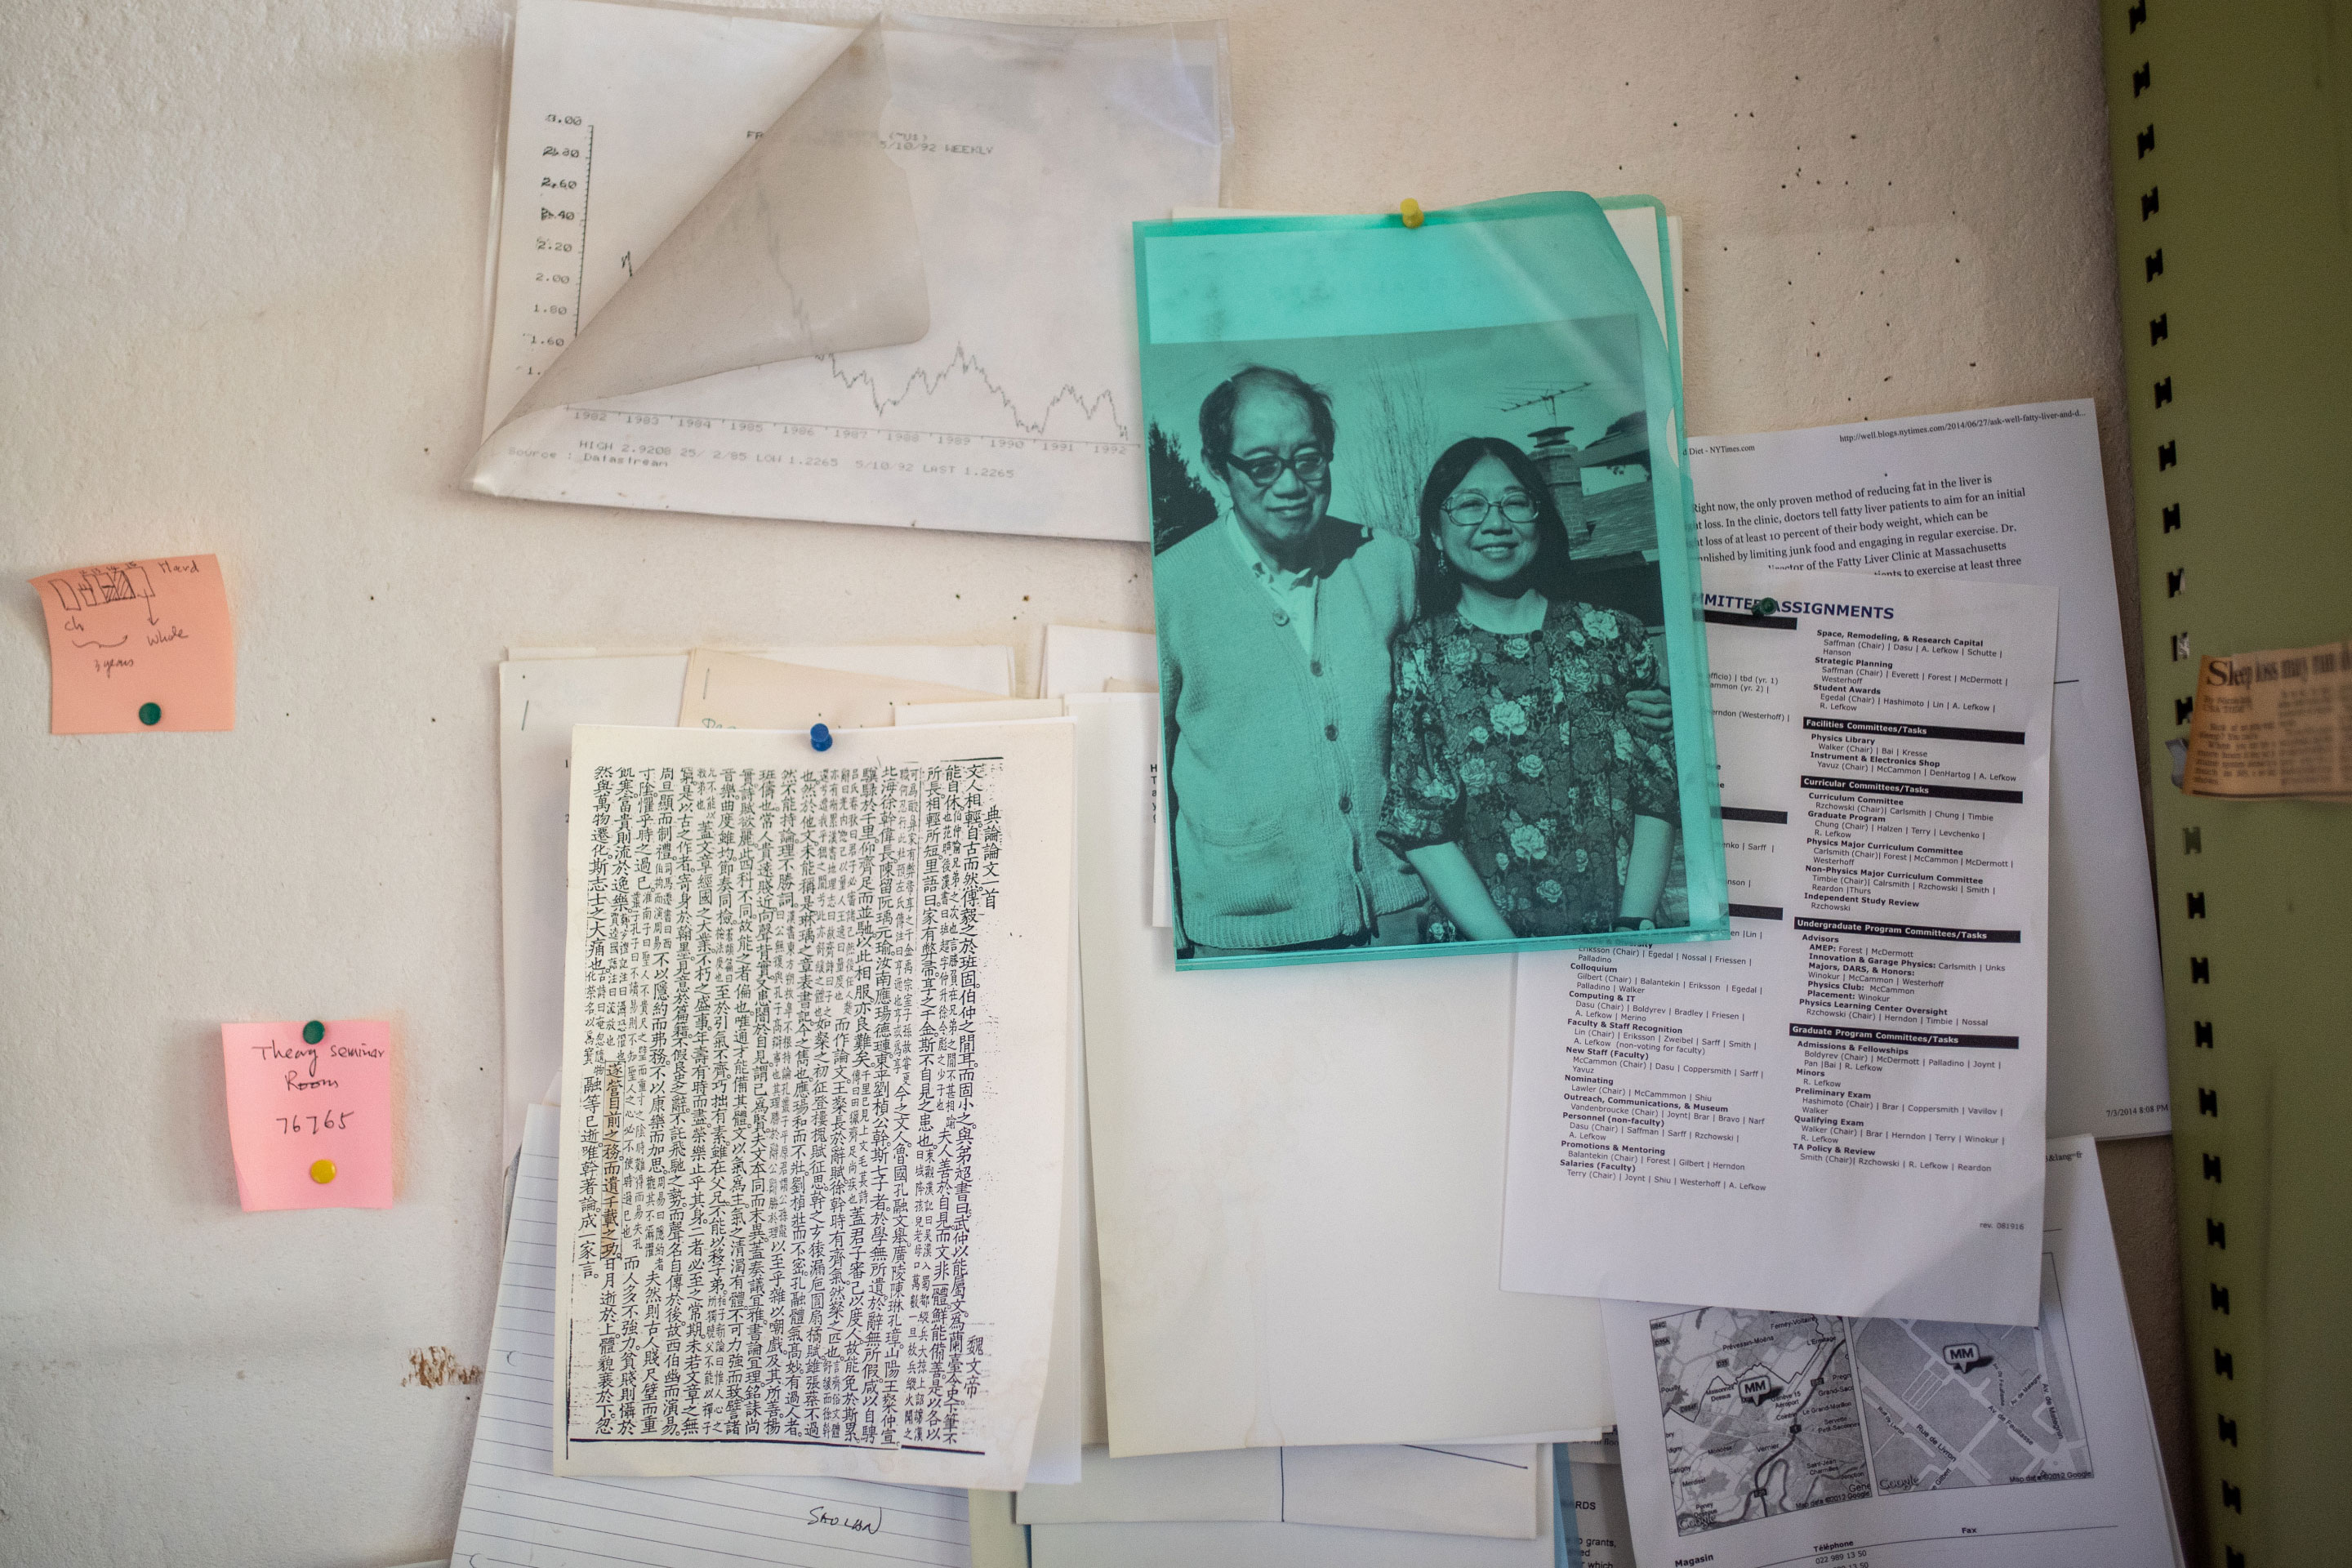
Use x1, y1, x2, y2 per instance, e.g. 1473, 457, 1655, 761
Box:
1069, 693, 1613, 1452
1026, 1461, 1556, 1568
474, 403, 2178, 1556
1017, 1441, 1538, 1537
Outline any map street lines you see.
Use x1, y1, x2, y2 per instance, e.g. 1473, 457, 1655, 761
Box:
1649, 1256, 2091, 1537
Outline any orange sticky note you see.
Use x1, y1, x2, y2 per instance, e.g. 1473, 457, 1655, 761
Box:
30, 555, 235, 733
220, 1021, 394, 1211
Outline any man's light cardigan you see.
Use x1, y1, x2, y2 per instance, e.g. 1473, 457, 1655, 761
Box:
1155, 515, 1423, 951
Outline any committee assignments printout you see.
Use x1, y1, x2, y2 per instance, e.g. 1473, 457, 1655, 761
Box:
1504, 564, 2058, 1326
551, 722, 1076, 1491
1602, 1139, 2180, 1568
472, 0, 1224, 540
1688, 403, 2167, 1138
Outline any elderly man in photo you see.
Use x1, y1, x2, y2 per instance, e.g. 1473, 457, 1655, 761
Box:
1153, 365, 1427, 957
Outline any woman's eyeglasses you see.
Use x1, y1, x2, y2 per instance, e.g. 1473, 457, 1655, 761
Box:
1442, 492, 1539, 528
1227, 449, 1330, 488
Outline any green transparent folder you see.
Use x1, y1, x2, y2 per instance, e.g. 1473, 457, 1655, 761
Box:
1134, 193, 1729, 970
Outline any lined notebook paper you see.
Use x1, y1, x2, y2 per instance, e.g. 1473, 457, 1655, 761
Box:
449, 1103, 973, 1568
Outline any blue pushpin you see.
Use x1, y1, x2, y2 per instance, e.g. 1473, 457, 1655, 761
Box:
810, 722, 833, 753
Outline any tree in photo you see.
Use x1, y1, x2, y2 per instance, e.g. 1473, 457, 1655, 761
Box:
1148, 421, 1219, 553
1359, 356, 1440, 540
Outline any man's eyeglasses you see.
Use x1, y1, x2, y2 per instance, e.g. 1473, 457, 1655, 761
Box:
1442, 492, 1540, 528
1227, 449, 1330, 488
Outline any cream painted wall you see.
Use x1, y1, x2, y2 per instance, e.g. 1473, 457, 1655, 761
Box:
0, 2, 2186, 1562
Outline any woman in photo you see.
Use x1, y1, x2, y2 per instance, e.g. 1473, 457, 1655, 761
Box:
1379, 435, 1679, 942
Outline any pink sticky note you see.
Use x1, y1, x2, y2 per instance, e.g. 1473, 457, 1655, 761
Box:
30, 555, 236, 733
220, 1021, 394, 1211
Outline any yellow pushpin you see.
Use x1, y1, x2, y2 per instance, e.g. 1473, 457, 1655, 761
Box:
1400, 198, 1425, 229
310, 1159, 337, 1185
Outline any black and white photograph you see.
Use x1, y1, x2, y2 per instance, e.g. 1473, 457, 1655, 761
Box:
1143, 314, 1722, 966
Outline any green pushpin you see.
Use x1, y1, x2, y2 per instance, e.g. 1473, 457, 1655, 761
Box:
1752, 597, 1780, 617
302, 1020, 325, 1045
137, 702, 162, 726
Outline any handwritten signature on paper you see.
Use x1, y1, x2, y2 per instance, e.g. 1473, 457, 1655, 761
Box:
806, 1503, 884, 1536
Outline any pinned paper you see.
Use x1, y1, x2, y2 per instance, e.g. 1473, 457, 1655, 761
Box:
468, 5, 1228, 541
1036, 629, 1172, 928
2185, 638, 2352, 800
220, 1021, 393, 1211
30, 555, 234, 733
678, 647, 993, 730
895, 697, 1068, 726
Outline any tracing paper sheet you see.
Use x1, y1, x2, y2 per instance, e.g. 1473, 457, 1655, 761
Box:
473, 3, 1227, 540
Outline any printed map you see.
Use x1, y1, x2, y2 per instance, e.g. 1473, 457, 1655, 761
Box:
1648, 1307, 1872, 1535
1851, 1253, 2092, 1492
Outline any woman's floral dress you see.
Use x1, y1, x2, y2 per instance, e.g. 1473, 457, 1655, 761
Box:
1380, 600, 1678, 940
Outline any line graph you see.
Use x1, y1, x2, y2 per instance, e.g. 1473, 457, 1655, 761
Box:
818, 342, 1134, 443
473, 0, 1221, 540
